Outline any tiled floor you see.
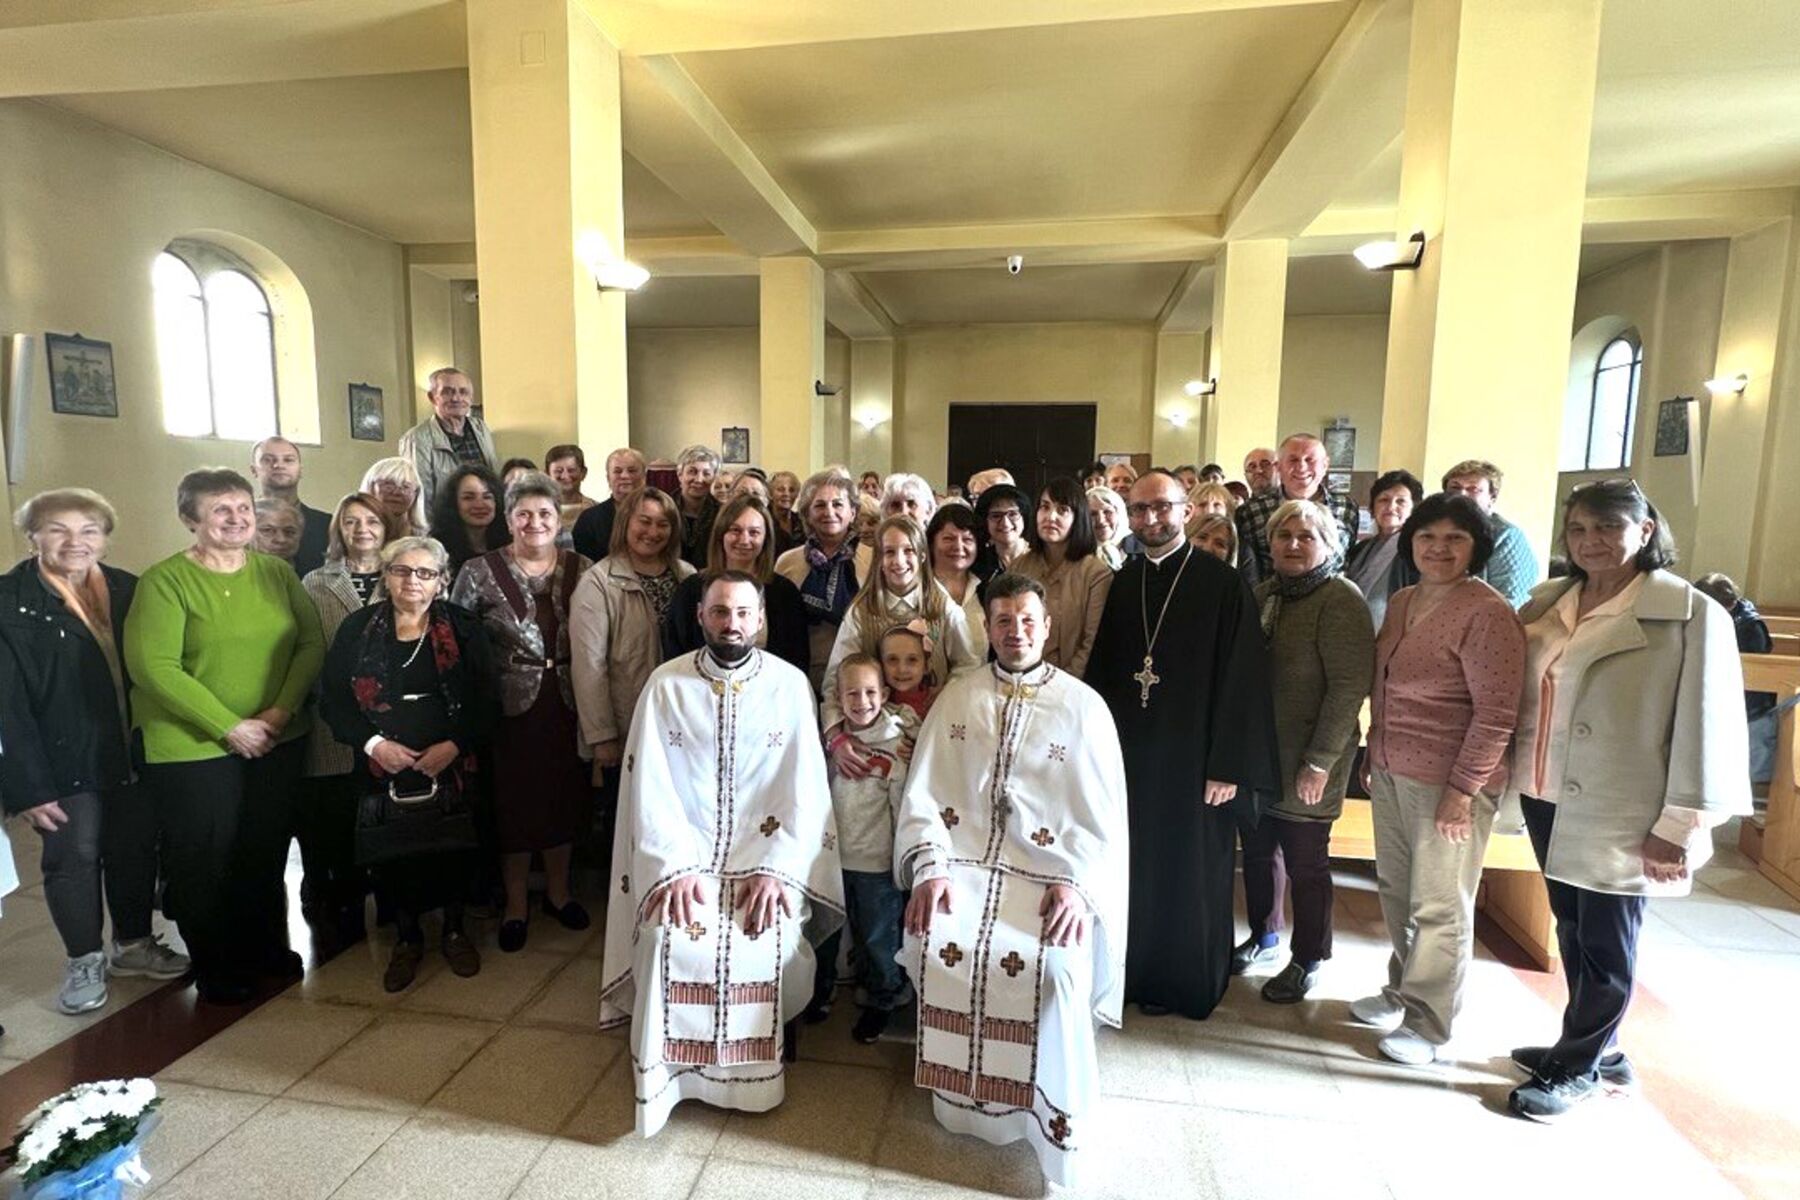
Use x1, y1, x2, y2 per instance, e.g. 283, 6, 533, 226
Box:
3, 824, 1798, 1199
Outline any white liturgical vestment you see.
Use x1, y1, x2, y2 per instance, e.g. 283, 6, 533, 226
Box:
894, 661, 1129, 1187
600, 648, 845, 1136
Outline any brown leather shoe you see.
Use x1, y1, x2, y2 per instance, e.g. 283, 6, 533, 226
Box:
383, 941, 424, 993
441, 929, 481, 978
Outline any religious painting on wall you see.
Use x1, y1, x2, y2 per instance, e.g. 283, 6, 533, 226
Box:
45, 332, 118, 418
721, 426, 750, 464
1653, 396, 1692, 457
349, 383, 385, 441
1323, 422, 1356, 469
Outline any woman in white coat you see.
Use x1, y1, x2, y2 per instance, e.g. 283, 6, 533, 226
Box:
1505, 479, 1751, 1122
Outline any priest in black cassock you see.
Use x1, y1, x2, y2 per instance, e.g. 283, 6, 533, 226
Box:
1088, 469, 1280, 1019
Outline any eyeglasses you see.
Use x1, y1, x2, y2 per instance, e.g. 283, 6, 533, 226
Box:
986, 509, 1024, 525
373, 480, 417, 495
1127, 500, 1179, 520
384, 565, 441, 581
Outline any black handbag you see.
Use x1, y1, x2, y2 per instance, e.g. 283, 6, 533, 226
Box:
353, 768, 478, 866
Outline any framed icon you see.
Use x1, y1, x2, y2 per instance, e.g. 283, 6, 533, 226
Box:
45, 332, 118, 418
349, 382, 385, 441
721, 426, 750, 464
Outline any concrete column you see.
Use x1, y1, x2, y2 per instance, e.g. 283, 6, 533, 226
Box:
466, 0, 628, 459
1378, 0, 1603, 555
759, 256, 826, 475
849, 338, 895, 477
1206, 240, 1287, 466
1152, 330, 1207, 470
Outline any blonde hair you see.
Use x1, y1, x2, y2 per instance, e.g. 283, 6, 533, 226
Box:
851, 515, 946, 632
15, 487, 117, 537
608, 486, 684, 570
359, 456, 428, 533
1264, 497, 1341, 546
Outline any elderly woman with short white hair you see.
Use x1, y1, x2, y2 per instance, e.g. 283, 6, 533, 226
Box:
1240, 500, 1373, 1005
673, 443, 721, 567
880, 472, 937, 525
360, 456, 429, 535
2, 489, 187, 1017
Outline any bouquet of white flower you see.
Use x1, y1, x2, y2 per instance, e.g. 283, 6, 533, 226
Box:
2, 1078, 161, 1198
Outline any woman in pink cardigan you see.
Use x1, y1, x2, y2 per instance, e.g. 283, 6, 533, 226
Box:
1353, 493, 1525, 1067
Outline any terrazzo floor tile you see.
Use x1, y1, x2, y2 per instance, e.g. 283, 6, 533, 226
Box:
157, 997, 374, 1095
283, 1011, 499, 1113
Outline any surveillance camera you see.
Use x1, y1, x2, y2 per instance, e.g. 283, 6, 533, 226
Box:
1006, 255, 1023, 275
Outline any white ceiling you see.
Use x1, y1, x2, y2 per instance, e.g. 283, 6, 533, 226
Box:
859, 262, 1191, 325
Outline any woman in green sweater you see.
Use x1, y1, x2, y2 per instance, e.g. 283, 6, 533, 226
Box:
125, 468, 325, 1004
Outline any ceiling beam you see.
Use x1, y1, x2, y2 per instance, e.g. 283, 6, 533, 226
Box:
816, 216, 1223, 272
1222, 0, 1410, 241
620, 55, 816, 258
1156, 262, 1216, 332
1299, 189, 1800, 251
0, 0, 464, 98
825, 271, 898, 339
579, 0, 1331, 56
624, 235, 759, 277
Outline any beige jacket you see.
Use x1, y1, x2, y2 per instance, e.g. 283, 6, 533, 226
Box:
1010, 550, 1114, 678
1509, 570, 1752, 895
774, 539, 875, 692
300, 561, 384, 778
570, 556, 695, 752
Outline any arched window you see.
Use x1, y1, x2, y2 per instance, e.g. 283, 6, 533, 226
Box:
1562, 334, 1642, 471
151, 246, 279, 439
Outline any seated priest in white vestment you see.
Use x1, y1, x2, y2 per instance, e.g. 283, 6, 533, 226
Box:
895, 571, 1129, 1188
600, 571, 845, 1136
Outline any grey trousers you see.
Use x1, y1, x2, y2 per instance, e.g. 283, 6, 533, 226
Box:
36, 786, 159, 959
1369, 769, 1495, 1045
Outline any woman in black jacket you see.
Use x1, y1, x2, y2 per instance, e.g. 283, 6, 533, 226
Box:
0, 489, 187, 1017
659, 494, 809, 672
321, 535, 498, 993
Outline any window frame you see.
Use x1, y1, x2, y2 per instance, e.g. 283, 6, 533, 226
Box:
152, 242, 282, 440
1575, 333, 1643, 472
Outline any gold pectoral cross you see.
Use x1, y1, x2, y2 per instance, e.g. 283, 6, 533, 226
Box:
1133, 655, 1160, 708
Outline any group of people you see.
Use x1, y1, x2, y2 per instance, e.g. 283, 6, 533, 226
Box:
0, 361, 1757, 1183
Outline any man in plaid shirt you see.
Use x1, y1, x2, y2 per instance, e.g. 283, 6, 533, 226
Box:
1440, 459, 1539, 605
1235, 433, 1360, 585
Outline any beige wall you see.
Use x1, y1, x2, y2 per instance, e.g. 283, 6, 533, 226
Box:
0, 99, 410, 573
1278, 314, 1388, 472
625, 326, 849, 469
893, 323, 1156, 483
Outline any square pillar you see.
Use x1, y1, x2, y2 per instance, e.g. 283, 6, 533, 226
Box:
466, 0, 628, 458
1206, 240, 1287, 466
760, 256, 826, 475
1379, 0, 1603, 554
1152, 330, 1207, 469
849, 338, 895, 477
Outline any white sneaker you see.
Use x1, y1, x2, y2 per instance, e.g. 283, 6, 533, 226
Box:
1349, 993, 1404, 1030
1378, 1027, 1438, 1066
111, 935, 191, 980
57, 952, 110, 1015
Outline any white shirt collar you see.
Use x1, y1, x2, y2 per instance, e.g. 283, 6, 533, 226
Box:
1144, 538, 1188, 566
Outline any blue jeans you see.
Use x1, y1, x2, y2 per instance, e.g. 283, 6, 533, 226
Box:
815, 869, 912, 1012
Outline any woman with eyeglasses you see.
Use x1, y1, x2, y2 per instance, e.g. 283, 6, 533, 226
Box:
359, 457, 429, 536
296, 492, 404, 943
972, 483, 1032, 583
322, 536, 497, 991
1501, 480, 1750, 1122
125, 469, 325, 1004
450, 472, 594, 952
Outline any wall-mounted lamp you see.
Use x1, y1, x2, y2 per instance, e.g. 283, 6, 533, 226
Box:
1703, 372, 1749, 396
814, 380, 842, 397
1353, 231, 1426, 272
1183, 377, 1217, 397
856, 412, 887, 433
592, 260, 650, 292
1166, 410, 1191, 429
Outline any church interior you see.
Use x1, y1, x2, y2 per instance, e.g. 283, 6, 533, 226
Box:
2, 1, 1800, 1197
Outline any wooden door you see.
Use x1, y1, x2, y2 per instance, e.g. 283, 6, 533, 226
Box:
946, 403, 1097, 498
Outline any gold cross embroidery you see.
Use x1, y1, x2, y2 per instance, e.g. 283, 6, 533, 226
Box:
938, 942, 965, 969
1000, 951, 1026, 978
760, 816, 781, 837
1031, 827, 1056, 847
940, 806, 959, 828
684, 922, 706, 941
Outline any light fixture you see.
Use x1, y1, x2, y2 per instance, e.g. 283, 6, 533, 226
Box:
1353, 231, 1426, 272
1703, 372, 1749, 396
814, 380, 842, 397
856, 412, 886, 433
1166, 410, 1191, 429
1183, 377, 1217, 398
592, 260, 650, 292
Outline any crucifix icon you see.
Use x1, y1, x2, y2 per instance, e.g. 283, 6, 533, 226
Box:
939, 942, 964, 968
1132, 655, 1160, 708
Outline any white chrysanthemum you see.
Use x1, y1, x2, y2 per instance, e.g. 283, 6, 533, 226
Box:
72, 1120, 105, 1141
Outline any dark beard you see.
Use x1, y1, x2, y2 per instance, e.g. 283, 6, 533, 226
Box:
705, 637, 752, 665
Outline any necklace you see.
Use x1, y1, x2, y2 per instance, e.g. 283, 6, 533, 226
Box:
399, 627, 428, 669
1134, 544, 1192, 708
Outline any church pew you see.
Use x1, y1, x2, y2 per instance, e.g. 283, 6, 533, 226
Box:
1330, 798, 1557, 970
1742, 653, 1800, 905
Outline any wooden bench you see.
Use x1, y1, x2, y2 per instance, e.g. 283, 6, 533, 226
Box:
1742, 652, 1800, 904
1330, 797, 1557, 969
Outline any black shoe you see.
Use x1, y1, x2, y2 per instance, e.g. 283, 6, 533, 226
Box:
441, 930, 482, 978
801, 995, 833, 1024
383, 942, 424, 994
852, 1007, 891, 1044
498, 919, 528, 953
1509, 1071, 1602, 1122
259, 949, 305, 980
541, 898, 591, 931
1259, 960, 1319, 1005
196, 974, 255, 1005
1230, 936, 1280, 975
1511, 1046, 1636, 1090
783, 1018, 801, 1062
